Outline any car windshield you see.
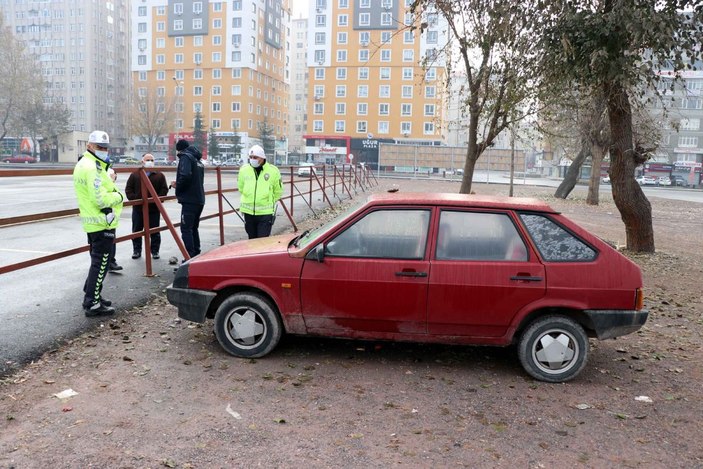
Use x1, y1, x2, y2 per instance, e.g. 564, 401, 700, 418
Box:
295, 204, 361, 249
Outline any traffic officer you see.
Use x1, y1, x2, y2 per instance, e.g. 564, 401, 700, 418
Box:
73, 130, 124, 317
237, 144, 282, 239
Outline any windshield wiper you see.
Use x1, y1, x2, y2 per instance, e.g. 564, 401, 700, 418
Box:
292, 229, 311, 247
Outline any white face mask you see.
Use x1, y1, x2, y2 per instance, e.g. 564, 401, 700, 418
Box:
144, 161, 155, 168
249, 158, 261, 168
95, 150, 109, 161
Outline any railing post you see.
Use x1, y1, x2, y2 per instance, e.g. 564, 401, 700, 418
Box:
217, 166, 224, 246
289, 165, 294, 218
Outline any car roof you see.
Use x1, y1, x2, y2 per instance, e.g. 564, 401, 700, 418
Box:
366, 192, 559, 213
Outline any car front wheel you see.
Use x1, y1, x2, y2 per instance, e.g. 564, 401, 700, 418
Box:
214, 292, 282, 358
518, 315, 588, 383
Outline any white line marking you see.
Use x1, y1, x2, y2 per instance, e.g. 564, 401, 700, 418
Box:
0, 248, 54, 255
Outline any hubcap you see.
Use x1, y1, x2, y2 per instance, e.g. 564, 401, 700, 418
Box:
225, 308, 266, 349
532, 329, 578, 374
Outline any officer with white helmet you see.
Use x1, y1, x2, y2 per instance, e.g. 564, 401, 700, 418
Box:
237, 144, 282, 238
73, 130, 124, 316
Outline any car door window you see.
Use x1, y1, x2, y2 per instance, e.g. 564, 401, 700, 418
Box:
519, 213, 596, 261
325, 209, 430, 259
436, 210, 527, 261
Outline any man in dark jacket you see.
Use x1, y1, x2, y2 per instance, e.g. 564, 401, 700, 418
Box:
170, 140, 205, 258
125, 153, 170, 259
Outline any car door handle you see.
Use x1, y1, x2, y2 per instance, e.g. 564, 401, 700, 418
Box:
510, 275, 543, 282
396, 271, 428, 277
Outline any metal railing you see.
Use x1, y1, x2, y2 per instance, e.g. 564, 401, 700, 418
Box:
0, 163, 377, 276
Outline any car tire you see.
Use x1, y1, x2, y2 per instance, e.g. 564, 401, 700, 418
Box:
214, 292, 283, 358
518, 315, 589, 383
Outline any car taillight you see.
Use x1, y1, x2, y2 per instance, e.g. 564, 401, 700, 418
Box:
635, 288, 644, 310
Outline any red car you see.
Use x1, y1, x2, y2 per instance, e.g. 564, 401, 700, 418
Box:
167, 193, 647, 382
2, 155, 36, 163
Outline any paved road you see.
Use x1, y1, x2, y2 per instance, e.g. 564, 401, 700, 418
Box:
0, 168, 354, 374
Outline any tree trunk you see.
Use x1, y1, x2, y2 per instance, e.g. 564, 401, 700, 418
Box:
459, 146, 478, 194
586, 143, 607, 206
554, 136, 589, 199
605, 82, 654, 252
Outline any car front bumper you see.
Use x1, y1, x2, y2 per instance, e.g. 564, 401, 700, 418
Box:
583, 310, 649, 340
166, 285, 216, 323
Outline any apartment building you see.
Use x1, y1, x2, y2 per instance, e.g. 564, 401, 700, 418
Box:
305, 0, 448, 168
288, 17, 308, 159
1, 0, 131, 160
131, 0, 290, 161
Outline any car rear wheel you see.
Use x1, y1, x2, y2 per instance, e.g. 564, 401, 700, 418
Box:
214, 292, 282, 358
518, 315, 588, 383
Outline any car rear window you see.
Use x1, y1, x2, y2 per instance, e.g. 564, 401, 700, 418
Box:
519, 213, 596, 262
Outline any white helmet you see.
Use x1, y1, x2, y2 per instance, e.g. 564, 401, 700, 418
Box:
88, 130, 110, 147
248, 144, 266, 159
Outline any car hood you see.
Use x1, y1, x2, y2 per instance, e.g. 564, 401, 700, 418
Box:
191, 232, 299, 262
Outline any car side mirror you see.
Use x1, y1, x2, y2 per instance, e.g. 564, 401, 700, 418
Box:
305, 244, 325, 263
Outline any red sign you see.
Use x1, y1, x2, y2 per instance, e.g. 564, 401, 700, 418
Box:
168, 132, 208, 159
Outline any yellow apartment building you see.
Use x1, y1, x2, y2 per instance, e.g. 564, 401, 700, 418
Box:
304, 0, 447, 168
131, 0, 290, 161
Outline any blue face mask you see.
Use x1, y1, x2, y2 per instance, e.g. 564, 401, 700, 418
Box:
95, 150, 109, 163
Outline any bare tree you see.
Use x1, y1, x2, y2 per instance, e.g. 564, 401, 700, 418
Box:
540, 0, 703, 252
130, 86, 176, 152
0, 15, 44, 144
410, 0, 541, 194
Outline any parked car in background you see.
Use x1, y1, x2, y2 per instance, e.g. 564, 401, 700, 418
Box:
635, 175, 657, 186
671, 175, 689, 187
154, 156, 169, 166
601, 175, 610, 184
167, 192, 648, 383
658, 176, 672, 186
2, 155, 36, 164
297, 162, 316, 177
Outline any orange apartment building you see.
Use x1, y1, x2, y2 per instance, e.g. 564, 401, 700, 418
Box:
304, 0, 448, 168
131, 0, 290, 161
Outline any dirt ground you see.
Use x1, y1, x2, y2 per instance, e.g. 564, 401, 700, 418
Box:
1, 179, 702, 468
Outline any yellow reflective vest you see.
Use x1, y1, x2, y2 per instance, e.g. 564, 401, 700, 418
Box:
73, 151, 124, 233
237, 162, 282, 215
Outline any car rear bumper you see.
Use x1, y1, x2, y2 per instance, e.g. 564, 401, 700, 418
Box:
166, 285, 216, 323
583, 310, 649, 340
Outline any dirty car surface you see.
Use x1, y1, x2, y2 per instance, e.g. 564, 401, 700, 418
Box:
167, 193, 647, 382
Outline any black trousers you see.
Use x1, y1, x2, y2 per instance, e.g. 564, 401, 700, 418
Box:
244, 213, 274, 239
180, 203, 203, 258
132, 209, 161, 254
83, 229, 115, 306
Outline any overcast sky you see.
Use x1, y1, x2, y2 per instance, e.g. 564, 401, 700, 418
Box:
291, 0, 309, 19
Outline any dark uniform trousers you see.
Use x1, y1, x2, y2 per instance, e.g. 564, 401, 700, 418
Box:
132, 209, 162, 255
83, 229, 115, 306
244, 213, 274, 239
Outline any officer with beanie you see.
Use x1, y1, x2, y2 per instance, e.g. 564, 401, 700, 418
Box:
237, 144, 282, 239
170, 139, 205, 258
73, 130, 124, 317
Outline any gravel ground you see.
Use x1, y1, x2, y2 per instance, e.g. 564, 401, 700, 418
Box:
1, 178, 702, 468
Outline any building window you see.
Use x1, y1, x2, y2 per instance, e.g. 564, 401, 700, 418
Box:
380, 50, 391, 61
337, 68, 347, 79
379, 103, 389, 116
401, 103, 412, 116
401, 122, 411, 134
315, 32, 325, 44
378, 121, 389, 134
193, 2, 203, 14
425, 86, 436, 98
359, 50, 369, 61
138, 22, 147, 33
678, 136, 698, 147
379, 85, 390, 98
381, 12, 391, 25
424, 104, 435, 116
359, 13, 370, 25
313, 120, 323, 132
403, 50, 414, 62
138, 6, 147, 16
337, 50, 347, 62
232, 102, 241, 112
338, 32, 347, 44
316, 15, 326, 26
339, 0, 349, 7
402, 85, 413, 98
380, 67, 390, 80
357, 103, 368, 115
358, 85, 368, 98
335, 120, 345, 132
193, 18, 203, 29
357, 121, 367, 133
426, 68, 437, 81
336, 85, 346, 97
358, 67, 369, 79
424, 122, 435, 134
174, 20, 183, 30
314, 103, 324, 114
338, 14, 348, 26
402, 68, 413, 80
336, 103, 346, 114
